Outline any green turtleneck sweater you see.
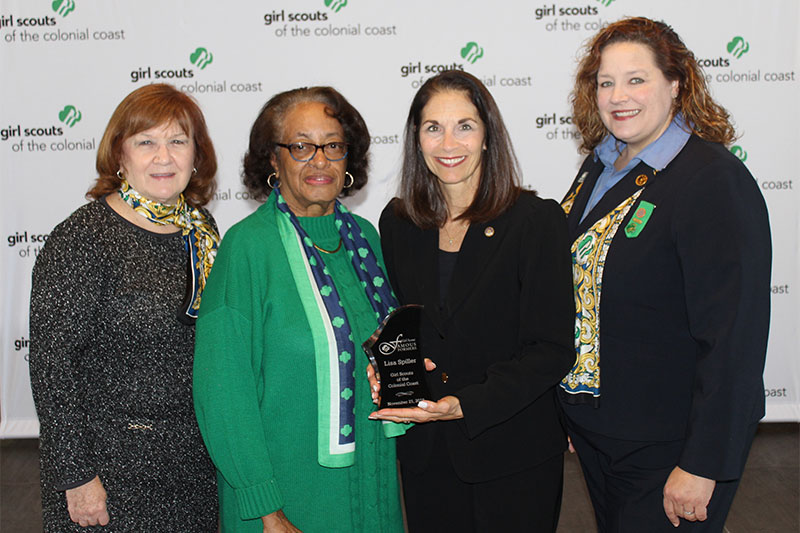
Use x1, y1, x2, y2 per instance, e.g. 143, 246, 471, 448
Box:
193, 196, 404, 533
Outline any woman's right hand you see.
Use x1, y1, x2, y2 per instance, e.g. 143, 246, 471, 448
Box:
366, 364, 381, 405
262, 510, 302, 532
65, 475, 109, 527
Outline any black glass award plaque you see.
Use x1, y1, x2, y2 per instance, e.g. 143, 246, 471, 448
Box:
362, 304, 430, 409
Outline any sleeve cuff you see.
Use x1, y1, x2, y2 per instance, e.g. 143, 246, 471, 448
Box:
382, 420, 409, 438
234, 477, 284, 520
678, 420, 758, 482
455, 386, 489, 439
54, 473, 97, 492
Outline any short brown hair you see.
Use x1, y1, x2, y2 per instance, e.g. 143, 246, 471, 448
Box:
395, 70, 521, 229
572, 16, 736, 153
89, 83, 217, 207
242, 87, 370, 202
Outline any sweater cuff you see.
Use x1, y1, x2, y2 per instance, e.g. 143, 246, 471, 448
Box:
235, 477, 284, 520
382, 420, 409, 438
54, 473, 97, 492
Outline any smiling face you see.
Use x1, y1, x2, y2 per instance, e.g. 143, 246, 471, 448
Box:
119, 121, 195, 205
269, 101, 347, 217
596, 41, 679, 157
418, 90, 485, 193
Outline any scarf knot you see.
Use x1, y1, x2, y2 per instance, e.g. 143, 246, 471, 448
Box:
118, 180, 219, 322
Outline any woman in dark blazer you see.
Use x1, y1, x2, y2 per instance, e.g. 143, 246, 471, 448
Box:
369, 70, 574, 532
559, 17, 771, 532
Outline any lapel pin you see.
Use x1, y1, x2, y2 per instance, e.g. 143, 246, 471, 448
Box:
635, 174, 648, 186
484, 226, 495, 237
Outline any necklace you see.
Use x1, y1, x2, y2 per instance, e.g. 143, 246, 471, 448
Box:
313, 238, 342, 254
443, 225, 456, 246
441, 220, 468, 247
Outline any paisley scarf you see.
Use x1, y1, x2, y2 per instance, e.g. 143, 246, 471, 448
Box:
272, 189, 404, 467
560, 182, 644, 402
118, 179, 219, 322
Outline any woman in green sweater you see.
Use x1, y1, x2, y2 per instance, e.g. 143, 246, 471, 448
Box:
193, 87, 406, 532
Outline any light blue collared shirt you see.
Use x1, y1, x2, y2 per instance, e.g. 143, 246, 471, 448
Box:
580, 114, 691, 222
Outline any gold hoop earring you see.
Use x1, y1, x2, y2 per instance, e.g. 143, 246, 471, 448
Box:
344, 172, 354, 189
267, 173, 279, 189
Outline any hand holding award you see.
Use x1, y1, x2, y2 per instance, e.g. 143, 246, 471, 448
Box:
364, 305, 463, 423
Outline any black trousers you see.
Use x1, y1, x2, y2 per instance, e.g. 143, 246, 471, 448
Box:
401, 428, 564, 533
567, 420, 750, 533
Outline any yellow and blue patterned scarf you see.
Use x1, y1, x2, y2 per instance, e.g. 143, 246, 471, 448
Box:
118, 180, 219, 323
560, 183, 643, 402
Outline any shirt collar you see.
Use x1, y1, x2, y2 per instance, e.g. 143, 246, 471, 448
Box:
594, 113, 692, 171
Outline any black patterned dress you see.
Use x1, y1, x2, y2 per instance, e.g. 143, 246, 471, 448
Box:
29, 198, 218, 532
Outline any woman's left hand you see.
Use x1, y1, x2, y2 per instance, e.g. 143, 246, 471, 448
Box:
662, 466, 716, 526
369, 395, 463, 423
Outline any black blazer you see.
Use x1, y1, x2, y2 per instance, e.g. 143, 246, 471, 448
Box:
379, 192, 574, 483
560, 135, 771, 481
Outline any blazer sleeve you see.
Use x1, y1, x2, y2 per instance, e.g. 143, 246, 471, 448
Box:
456, 199, 576, 438
673, 156, 771, 481
29, 218, 102, 491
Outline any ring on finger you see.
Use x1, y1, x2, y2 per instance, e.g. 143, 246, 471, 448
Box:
684, 510, 695, 516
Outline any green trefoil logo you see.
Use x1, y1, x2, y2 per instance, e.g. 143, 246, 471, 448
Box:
190, 48, 213, 69
730, 145, 747, 162
52, 0, 76, 17
58, 105, 82, 127
460, 42, 484, 64
576, 234, 595, 263
596, 0, 616, 6
727, 36, 750, 59
324, 0, 347, 13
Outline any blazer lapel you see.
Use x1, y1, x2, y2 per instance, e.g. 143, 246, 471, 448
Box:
415, 226, 446, 335
566, 158, 604, 238
444, 208, 511, 320
575, 161, 659, 236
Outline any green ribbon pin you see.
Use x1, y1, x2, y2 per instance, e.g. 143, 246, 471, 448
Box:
625, 201, 655, 238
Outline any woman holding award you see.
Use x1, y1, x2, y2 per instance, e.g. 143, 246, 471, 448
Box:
193, 87, 406, 532
370, 70, 575, 531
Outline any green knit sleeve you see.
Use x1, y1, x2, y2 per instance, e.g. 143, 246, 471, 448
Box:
193, 219, 284, 520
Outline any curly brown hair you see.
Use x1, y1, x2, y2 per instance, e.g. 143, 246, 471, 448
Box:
89, 84, 217, 207
242, 87, 370, 202
571, 16, 736, 153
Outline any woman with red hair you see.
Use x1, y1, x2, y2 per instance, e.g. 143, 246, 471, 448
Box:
560, 17, 771, 532
29, 83, 219, 531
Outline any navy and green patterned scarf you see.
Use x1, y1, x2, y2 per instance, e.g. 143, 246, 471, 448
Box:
273, 189, 403, 467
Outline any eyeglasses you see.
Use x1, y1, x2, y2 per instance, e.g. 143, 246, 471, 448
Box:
276, 142, 349, 162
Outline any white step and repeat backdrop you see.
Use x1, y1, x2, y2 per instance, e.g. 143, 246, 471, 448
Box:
1, 0, 797, 437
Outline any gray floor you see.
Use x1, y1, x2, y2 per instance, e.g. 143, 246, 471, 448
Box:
1, 423, 797, 532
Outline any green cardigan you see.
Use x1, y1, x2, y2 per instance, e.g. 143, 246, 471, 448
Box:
193, 197, 404, 533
